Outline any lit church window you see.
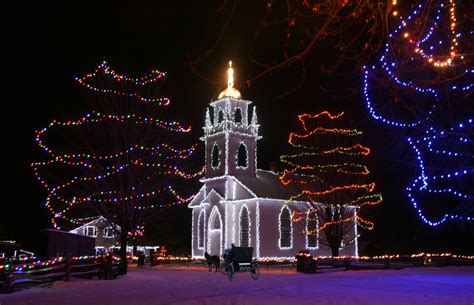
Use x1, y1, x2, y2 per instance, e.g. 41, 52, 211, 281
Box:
306, 210, 318, 248
198, 210, 205, 249
240, 206, 250, 247
279, 207, 292, 248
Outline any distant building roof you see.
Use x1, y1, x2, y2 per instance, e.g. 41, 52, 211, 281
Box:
0, 241, 22, 250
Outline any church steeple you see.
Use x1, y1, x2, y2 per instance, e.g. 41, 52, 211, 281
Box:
202, 61, 261, 178
205, 108, 212, 128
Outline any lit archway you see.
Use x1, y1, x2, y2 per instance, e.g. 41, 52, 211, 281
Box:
207, 206, 223, 256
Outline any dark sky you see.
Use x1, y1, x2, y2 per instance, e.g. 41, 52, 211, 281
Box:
3, 1, 472, 256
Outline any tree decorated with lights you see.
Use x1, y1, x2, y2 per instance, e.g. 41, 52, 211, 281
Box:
363, 0, 473, 226
280, 111, 382, 257
32, 62, 203, 273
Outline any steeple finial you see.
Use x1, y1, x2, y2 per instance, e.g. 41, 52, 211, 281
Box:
227, 61, 234, 89
218, 60, 241, 99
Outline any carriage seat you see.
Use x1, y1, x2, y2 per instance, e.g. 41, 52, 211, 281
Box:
230, 246, 254, 263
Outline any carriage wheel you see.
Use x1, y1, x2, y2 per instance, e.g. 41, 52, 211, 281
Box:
250, 262, 260, 280
221, 262, 228, 275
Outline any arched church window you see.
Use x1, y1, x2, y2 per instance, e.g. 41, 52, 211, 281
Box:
279, 207, 292, 248
240, 206, 250, 247
212, 143, 220, 169
218, 110, 224, 123
306, 209, 318, 248
234, 108, 242, 124
236, 143, 248, 168
198, 210, 205, 248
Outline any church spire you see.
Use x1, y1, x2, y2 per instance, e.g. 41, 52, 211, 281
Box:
204, 61, 260, 178
205, 108, 212, 127
251, 106, 258, 125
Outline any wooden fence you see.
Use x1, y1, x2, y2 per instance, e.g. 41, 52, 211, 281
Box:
0, 255, 118, 294
294, 253, 474, 273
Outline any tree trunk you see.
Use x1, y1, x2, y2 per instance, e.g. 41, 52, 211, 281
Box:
132, 237, 138, 256
330, 245, 340, 257
118, 232, 128, 275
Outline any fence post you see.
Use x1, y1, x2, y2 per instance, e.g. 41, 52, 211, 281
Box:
106, 252, 113, 280
64, 254, 71, 282
149, 249, 154, 267
2, 262, 13, 293
344, 257, 350, 270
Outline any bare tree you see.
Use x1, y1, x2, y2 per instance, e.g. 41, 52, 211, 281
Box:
280, 111, 382, 256
187, 0, 388, 96
32, 62, 202, 273
362, 0, 473, 225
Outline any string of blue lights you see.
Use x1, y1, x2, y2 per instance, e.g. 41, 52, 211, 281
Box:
362, 0, 473, 226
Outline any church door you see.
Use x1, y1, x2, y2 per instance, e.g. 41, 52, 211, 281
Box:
208, 208, 223, 256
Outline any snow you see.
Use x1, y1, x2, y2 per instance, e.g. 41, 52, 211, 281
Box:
1, 265, 473, 305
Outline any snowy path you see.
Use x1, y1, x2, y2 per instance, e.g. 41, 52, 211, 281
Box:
1, 266, 473, 305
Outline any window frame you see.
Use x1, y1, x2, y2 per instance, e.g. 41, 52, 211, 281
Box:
279, 206, 293, 249
198, 210, 205, 249
84, 226, 98, 238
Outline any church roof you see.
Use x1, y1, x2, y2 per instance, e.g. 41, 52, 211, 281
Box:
234, 170, 304, 201
189, 170, 316, 208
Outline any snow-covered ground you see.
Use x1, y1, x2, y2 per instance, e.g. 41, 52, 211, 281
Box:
1, 265, 473, 305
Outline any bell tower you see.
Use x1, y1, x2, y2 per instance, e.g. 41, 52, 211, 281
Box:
202, 61, 261, 178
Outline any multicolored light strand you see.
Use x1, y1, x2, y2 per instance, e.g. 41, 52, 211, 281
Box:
33, 63, 203, 229
280, 111, 382, 236
389, 0, 461, 67
76, 61, 171, 105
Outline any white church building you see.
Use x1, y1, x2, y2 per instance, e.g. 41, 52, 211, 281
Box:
189, 62, 358, 260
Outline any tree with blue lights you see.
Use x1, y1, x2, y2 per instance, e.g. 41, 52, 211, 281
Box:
363, 0, 473, 226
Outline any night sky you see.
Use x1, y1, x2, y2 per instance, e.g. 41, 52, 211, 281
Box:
3, 1, 472, 256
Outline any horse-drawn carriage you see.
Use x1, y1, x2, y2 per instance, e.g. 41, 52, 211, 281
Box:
221, 245, 260, 281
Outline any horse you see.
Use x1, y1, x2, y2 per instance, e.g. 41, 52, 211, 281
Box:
204, 252, 220, 272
